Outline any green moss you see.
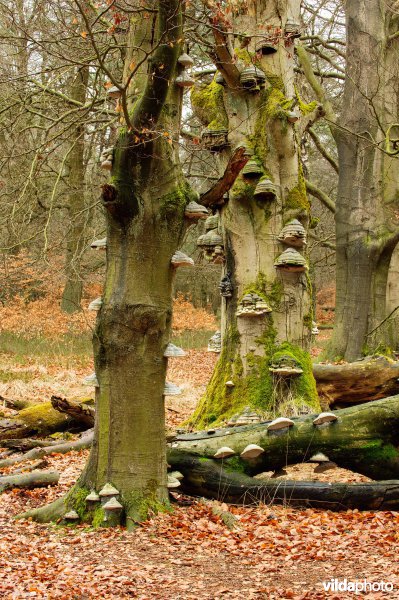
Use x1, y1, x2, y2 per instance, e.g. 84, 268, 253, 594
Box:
123, 491, 170, 527
223, 456, 246, 473
243, 273, 283, 309
303, 313, 313, 328
91, 506, 106, 528
18, 402, 69, 435
285, 161, 310, 212
67, 486, 91, 521
159, 183, 189, 220
360, 440, 399, 462
294, 86, 318, 115
233, 48, 256, 65
309, 216, 320, 229
253, 86, 292, 159
263, 69, 284, 91
190, 80, 228, 129
230, 177, 255, 202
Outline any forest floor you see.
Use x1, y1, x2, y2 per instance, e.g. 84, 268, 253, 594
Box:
1, 276, 397, 599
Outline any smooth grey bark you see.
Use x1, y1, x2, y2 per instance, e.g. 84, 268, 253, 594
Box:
61, 67, 89, 313
328, 1, 399, 361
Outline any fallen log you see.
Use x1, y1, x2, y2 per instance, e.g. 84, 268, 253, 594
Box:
0, 395, 31, 411
313, 356, 399, 407
0, 470, 59, 493
169, 395, 399, 481
0, 431, 93, 469
0, 399, 94, 441
50, 396, 95, 427
168, 452, 399, 510
0, 438, 63, 451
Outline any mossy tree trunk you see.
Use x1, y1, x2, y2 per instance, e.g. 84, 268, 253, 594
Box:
25, 0, 192, 527
61, 67, 89, 314
191, 0, 320, 427
327, 1, 399, 362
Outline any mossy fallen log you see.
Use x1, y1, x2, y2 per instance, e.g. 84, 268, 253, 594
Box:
50, 396, 95, 427
0, 399, 94, 441
313, 356, 399, 407
169, 395, 399, 481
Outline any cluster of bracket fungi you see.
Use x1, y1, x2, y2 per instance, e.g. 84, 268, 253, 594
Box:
197, 212, 225, 264
211, 411, 338, 466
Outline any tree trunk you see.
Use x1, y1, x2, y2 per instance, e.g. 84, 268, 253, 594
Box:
191, 0, 320, 427
327, 1, 399, 361
24, 0, 193, 527
61, 67, 89, 313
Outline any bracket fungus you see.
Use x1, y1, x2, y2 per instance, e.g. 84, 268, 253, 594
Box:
274, 248, 308, 273
240, 444, 265, 459
313, 412, 338, 426
184, 200, 208, 219
88, 297, 102, 311
103, 497, 123, 511
285, 21, 301, 39
236, 292, 272, 317
85, 490, 100, 504
277, 219, 306, 248
267, 416, 295, 431
240, 65, 266, 90
242, 159, 264, 179
99, 483, 120, 504
201, 128, 229, 151
207, 331, 221, 353
204, 213, 220, 231
226, 407, 263, 426
311, 321, 320, 335
253, 178, 278, 202
219, 272, 233, 297
225, 380, 235, 387
106, 85, 122, 99
100, 147, 113, 171
286, 109, 300, 123
164, 382, 182, 396
269, 354, 303, 376
167, 475, 181, 489
177, 53, 194, 68
169, 471, 183, 480
215, 71, 226, 86
64, 510, 79, 521
82, 372, 99, 387
171, 250, 194, 267
90, 237, 107, 250
164, 343, 186, 358
176, 72, 195, 88
101, 159, 112, 171
255, 37, 278, 55
213, 447, 235, 459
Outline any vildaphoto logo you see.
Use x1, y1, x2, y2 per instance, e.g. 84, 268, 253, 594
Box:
322, 579, 394, 594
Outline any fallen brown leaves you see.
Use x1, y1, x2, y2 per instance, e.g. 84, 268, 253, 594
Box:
0, 447, 398, 599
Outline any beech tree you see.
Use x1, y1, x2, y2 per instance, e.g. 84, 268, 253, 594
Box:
297, 0, 399, 362
190, 0, 323, 426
